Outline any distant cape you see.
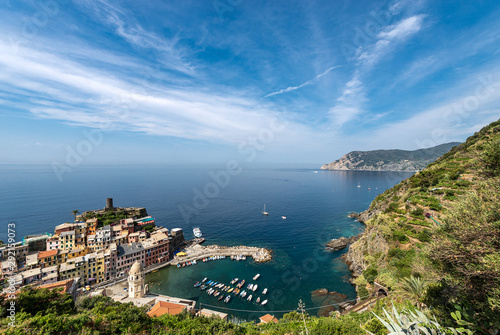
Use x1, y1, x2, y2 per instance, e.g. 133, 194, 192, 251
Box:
320, 142, 461, 172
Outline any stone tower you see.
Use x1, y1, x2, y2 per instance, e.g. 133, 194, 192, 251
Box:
128, 261, 145, 298
106, 198, 114, 210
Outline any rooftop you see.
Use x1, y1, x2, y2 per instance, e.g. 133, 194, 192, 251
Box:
38, 249, 58, 259
147, 301, 186, 317
55, 223, 76, 230
117, 242, 145, 258
259, 314, 278, 324
197, 308, 228, 320
60, 230, 75, 237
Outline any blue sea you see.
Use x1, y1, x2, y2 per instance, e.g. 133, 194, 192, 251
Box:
0, 165, 412, 321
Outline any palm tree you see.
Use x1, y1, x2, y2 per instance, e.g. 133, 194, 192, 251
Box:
72, 210, 80, 222
400, 275, 427, 308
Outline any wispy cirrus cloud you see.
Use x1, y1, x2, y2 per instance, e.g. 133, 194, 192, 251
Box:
264, 65, 341, 97
328, 12, 426, 130
75, 0, 195, 76
357, 14, 426, 67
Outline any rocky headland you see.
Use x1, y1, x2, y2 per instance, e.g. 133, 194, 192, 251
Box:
320, 142, 460, 172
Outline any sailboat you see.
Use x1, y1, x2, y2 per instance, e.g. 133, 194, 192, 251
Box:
262, 204, 269, 216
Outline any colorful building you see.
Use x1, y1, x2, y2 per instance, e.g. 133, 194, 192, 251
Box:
85, 218, 98, 236
46, 235, 60, 250
59, 230, 76, 250
38, 249, 58, 268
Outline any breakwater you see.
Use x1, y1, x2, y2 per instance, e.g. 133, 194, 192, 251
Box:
172, 244, 272, 264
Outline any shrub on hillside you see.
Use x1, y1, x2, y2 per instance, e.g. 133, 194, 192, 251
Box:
481, 139, 500, 177
392, 230, 409, 243
363, 267, 379, 284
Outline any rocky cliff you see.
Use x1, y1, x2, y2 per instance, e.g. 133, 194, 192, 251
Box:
321, 142, 461, 172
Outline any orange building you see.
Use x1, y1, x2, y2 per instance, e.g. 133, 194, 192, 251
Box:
147, 301, 186, 317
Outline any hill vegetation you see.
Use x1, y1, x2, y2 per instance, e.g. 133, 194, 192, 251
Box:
346, 118, 500, 333
321, 142, 461, 171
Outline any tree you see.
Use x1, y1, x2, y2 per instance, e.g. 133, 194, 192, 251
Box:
71, 210, 80, 222
400, 276, 427, 308
480, 139, 500, 177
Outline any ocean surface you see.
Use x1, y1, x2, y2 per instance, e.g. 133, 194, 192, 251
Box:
0, 164, 412, 321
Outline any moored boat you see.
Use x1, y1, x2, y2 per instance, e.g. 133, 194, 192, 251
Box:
262, 288, 268, 294
224, 295, 231, 303
193, 227, 202, 238
261, 299, 268, 306
252, 284, 258, 292
256, 296, 261, 303
218, 295, 224, 301
247, 294, 252, 301
253, 274, 260, 280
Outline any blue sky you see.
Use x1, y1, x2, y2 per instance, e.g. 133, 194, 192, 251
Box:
0, 0, 499, 166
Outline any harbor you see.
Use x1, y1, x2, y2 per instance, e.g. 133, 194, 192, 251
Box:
172, 243, 272, 266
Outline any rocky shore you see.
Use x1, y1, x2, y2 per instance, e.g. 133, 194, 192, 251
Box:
311, 288, 350, 317
325, 234, 361, 251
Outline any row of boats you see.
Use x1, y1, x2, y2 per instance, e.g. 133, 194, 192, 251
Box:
230, 255, 247, 261
194, 275, 268, 306
176, 260, 197, 268
176, 255, 228, 268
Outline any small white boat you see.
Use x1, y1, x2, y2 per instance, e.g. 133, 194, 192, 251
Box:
261, 299, 268, 306
262, 204, 269, 216
281, 216, 287, 220
262, 288, 268, 295
252, 284, 258, 292
241, 291, 247, 298
247, 294, 252, 301
253, 274, 260, 280
248, 284, 253, 290
256, 296, 261, 303
193, 227, 202, 238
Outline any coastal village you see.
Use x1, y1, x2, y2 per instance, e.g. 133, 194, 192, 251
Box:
1, 198, 273, 322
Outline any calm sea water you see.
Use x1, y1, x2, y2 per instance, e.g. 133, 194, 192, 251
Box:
0, 164, 412, 321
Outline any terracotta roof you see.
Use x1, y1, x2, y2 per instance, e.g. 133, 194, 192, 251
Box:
3, 279, 75, 298
259, 314, 278, 324
147, 301, 186, 317
38, 249, 58, 259
39, 279, 74, 294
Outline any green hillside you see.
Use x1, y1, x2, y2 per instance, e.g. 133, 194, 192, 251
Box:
321, 142, 461, 171
347, 118, 500, 332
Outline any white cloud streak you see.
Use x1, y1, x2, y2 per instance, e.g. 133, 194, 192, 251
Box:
265, 65, 341, 97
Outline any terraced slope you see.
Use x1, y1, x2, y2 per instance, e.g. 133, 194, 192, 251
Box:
345, 118, 500, 328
